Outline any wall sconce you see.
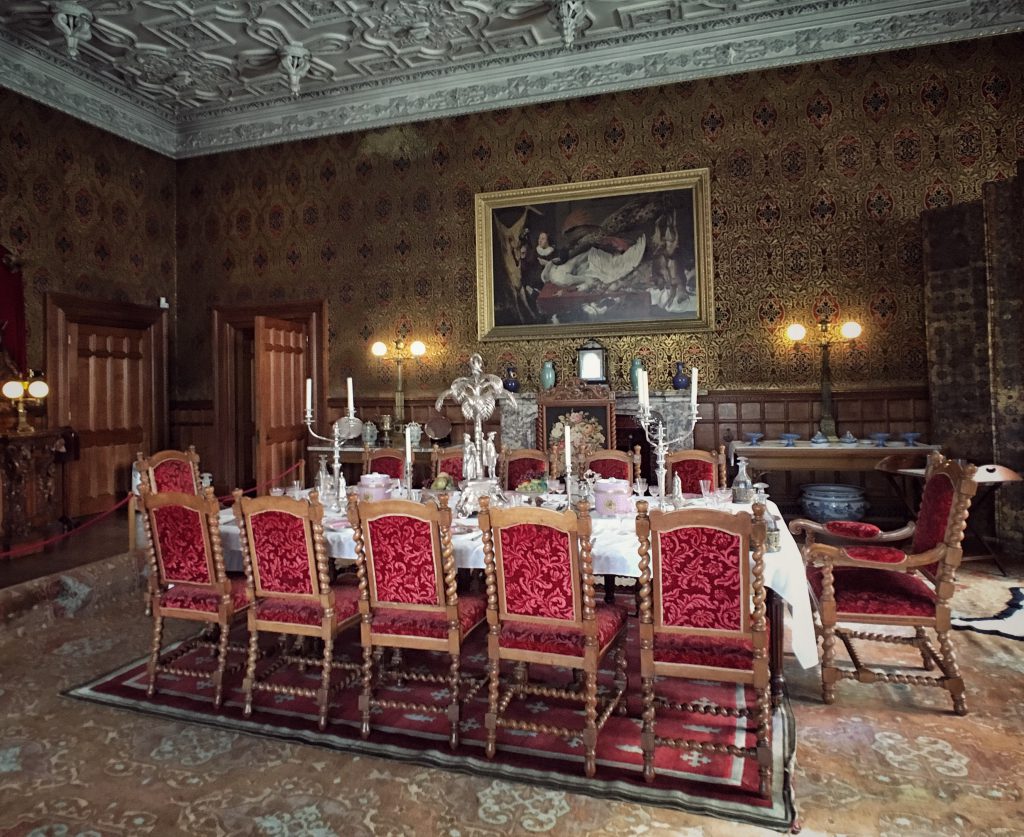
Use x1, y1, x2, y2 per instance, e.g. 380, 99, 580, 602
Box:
3, 371, 49, 434
787, 317, 861, 439
370, 338, 426, 431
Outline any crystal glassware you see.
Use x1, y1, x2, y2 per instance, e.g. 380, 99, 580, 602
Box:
633, 477, 648, 496
699, 479, 712, 502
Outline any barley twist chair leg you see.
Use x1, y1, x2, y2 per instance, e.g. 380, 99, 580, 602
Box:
146, 615, 164, 698
614, 637, 628, 715
936, 628, 968, 716
213, 620, 231, 708
820, 623, 837, 705
360, 643, 374, 739
641, 675, 656, 783
584, 669, 598, 778
915, 627, 935, 671
317, 635, 334, 731
243, 629, 260, 718
485, 657, 500, 759
448, 652, 461, 749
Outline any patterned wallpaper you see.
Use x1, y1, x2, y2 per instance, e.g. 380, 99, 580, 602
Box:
5, 36, 1022, 403
0, 91, 177, 370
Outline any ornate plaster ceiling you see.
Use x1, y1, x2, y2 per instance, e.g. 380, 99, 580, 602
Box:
1, 1, 1022, 159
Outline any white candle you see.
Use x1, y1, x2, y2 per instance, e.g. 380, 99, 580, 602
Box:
405, 424, 412, 463
346, 377, 354, 415
639, 370, 649, 410
305, 378, 312, 414
690, 367, 699, 415
564, 423, 572, 477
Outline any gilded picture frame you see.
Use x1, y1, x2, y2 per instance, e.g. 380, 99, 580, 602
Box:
476, 168, 714, 341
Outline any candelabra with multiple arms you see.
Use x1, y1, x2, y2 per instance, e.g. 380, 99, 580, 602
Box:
304, 400, 363, 512
635, 403, 699, 510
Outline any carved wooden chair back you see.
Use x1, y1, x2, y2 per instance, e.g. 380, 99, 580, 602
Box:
363, 446, 405, 480
139, 483, 247, 708
584, 446, 640, 483
664, 445, 726, 493
635, 501, 771, 793
137, 446, 201, 494
500, 447, 549, 491
914, 454, 979, 588
431, 444, 465, 483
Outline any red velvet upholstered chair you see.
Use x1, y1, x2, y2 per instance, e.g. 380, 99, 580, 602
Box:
140, 484, 248, 708
500, 448, 548, 491
233, 490, 361, 729
132, 446, 203, 553
789, 453, 978, 714
348, 493, 487, 748
635, 502, 772, 796
584, 446, 641, 484
431, 444, 465, 484
477, 497, 628, 777
363, 446, 405, 480
664, 445, 727, 494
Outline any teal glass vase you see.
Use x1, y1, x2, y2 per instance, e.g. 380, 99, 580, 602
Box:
629, 358, 644, 391
540, 360, 556, 390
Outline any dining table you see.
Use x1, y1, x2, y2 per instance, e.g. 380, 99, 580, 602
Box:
216, 493, 818, 702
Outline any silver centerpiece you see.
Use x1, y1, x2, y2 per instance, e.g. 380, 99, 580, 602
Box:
637, 404, 700, 511
435, 353, 517, 517
305, 394, 363, 513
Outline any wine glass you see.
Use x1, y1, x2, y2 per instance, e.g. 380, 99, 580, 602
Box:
699, 479, 713, 503
633, 477, 648, 497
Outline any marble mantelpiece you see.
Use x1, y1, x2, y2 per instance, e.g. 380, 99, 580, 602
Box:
499, 391, 699, 451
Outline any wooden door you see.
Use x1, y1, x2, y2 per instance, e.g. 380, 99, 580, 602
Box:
46, 294, 167, 516
253, 316, 307, 490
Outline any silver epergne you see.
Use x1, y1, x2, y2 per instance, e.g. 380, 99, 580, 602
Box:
636, 403, 699, 511
305, 400, 363, 512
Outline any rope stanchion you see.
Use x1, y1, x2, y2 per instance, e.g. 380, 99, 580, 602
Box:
0, 459, 307, 561
216, 459, 305, 504
0, 493, 133, 560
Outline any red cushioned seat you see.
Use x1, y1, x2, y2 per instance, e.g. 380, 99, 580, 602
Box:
254, 584, 360, 626
371, 592, 487, 639
499, 603, 627, 656
807, 566, 936, 617
653, 632, 758, 670
161, 576, 249, 612
825, 520, 883, 539
845, 545, 907, 563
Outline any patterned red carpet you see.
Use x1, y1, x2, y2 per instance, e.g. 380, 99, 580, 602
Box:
67, 623, 797, 832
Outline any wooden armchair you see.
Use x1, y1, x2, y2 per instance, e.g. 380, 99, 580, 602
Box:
636, 502, 772, 796
131, 446, 202, 551
139, 484, 248, 708
363, 446, 405, 480
789, 452, 978, 714
477, 497, 628, 777
664, 445, 727, 493
233, 490, 361, 729
348, 493, 486, 748
584, 446, 641, 484
499, 447, 548, 491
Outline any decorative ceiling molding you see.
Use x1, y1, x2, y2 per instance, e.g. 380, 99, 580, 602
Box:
0, 0, 1021, 159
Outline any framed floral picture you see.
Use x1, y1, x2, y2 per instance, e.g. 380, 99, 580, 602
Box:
537, 382, 616, 477
476, 168, 714, 341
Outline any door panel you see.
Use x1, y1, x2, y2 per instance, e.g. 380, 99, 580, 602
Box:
46, 294, 166, 517
254, 316, 307, 490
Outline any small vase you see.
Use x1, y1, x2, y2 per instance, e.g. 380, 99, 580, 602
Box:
629, 358, 644, 391
540, 360, 556, 390
503, 365, 520, 393
671, 362, 690, 391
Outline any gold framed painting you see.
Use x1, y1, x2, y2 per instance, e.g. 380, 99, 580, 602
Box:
476, 168, 714, 341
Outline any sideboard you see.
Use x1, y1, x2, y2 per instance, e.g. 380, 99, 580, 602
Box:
0, 427, 74, 555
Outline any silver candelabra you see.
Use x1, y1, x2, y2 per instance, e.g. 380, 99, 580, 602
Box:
305, 403, 363, 512
636, 403, 699, 510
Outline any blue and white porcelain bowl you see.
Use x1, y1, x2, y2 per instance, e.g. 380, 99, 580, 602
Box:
800, 483, 868, 522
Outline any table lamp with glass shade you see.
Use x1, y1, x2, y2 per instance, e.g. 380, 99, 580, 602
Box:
3, 371, 49, 434
370, 338, 426, 434
786, 317, 861, 440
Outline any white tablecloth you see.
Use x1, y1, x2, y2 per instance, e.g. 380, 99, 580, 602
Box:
217, 500, 817, 669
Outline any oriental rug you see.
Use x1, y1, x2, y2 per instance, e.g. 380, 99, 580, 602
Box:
67, 625, 797, 833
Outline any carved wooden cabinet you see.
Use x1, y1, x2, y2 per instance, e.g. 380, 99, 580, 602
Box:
0, 428, 73, 554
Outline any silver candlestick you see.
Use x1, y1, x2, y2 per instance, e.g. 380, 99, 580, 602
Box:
636, 403, 699, 511
305, 403, 363, 512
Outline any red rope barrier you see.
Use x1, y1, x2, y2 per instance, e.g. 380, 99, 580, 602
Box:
0, 493, 133, 560
0, 459, 306, 560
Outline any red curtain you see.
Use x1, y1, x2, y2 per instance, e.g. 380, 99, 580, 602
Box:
0, 245, 27, 374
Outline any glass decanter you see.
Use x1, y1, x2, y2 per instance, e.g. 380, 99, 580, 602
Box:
732, 456, 753, 503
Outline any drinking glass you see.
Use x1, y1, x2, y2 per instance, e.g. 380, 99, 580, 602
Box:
699, 479, 712, 502
714, 488, 733, 508
269, 487, 285, 497
633, 477, 648, 497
